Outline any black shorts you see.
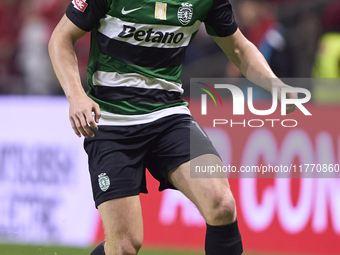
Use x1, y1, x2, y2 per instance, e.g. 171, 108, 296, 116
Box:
84, 114, 219, 208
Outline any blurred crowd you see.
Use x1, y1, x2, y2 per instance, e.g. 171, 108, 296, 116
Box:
0, 0, 89, 94
0, 0, 339, 96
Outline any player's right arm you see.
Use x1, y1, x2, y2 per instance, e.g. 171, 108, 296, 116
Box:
49, 14, 101, 138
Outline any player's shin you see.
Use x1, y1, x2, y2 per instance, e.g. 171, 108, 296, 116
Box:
205, 220, 243, 255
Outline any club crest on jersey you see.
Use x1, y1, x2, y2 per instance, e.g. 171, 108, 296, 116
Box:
72, 0, 88, 12
177, 3, 193, 25
98, 173, 110, 192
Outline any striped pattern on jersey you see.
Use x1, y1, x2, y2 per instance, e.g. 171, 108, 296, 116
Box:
86, 1, 208, 124
66, 0, 237, 125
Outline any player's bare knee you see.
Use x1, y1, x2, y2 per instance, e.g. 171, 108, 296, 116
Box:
119, 240, 142, 255
130, 236, 143, 254
104, 238, 142, 255
204, 192, 236, 225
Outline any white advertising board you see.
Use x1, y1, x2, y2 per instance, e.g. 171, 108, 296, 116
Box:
0, 96, 98, 246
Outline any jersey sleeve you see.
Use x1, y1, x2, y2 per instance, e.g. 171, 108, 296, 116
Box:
66, 0, 108, 31
204, 0, 238, 37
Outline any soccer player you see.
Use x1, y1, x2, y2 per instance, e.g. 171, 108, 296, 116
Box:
49, 1, 297, 255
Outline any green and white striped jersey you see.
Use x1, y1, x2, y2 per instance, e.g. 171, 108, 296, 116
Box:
66, 0, 237, 125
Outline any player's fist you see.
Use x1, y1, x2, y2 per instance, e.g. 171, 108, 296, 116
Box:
274, 83, 297, 114
68, 94, 101, 138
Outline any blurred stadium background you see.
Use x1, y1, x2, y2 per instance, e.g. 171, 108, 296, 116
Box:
0, 0, 339, 254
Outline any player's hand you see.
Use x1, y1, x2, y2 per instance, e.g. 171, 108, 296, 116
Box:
68, 94, 101, 138
284, 89, 298, 114
276, 83, 298, 114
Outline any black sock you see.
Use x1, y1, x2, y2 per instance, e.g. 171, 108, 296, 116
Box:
205, 220, 243, 255
91, 241, 106, 255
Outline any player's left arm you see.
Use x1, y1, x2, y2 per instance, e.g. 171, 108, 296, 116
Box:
212, 28, 297, 114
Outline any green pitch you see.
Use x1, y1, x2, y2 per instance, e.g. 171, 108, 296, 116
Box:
0, 244, 203, 255
0, 244, 311, 255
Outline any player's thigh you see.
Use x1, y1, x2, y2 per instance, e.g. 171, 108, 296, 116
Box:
98, 195, 143, 254
168, 154, 236, 225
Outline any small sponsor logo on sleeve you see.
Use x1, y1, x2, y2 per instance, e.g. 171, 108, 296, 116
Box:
72, 0, 88, 12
